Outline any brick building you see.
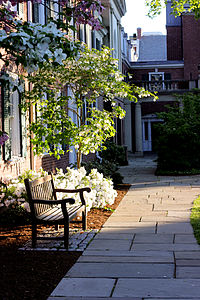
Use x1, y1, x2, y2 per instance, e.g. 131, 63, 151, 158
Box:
124, 0, 200, 155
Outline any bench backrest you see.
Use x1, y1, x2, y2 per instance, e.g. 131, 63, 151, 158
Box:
24, 175, 57, 217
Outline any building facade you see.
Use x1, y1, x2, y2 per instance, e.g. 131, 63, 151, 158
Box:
0, 0, 127, 179
125, 1, 200, 155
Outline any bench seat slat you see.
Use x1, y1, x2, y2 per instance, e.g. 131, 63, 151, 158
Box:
37, 205, 84, 221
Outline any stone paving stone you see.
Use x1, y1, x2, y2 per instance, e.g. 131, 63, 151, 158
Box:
78, 255, 174, 263
144, 299, 200, 300
82, 250, 173, 259
162, 199, 194, 204
131, 243, 200, 251
94, 232, 134, 240
86, 239, 132, 251
103, 216, 140, 225
168, 211, 191, 217
67, 262, 174, 278
141, 216, 190, 222
157, 222, 194, 234
50, 278, 115, 297
174, 234, 198, 244
154, 204, 192, 211
112, 279, 200, 298
176, 267, 200, 278
100, 227, 156, 233
176, 260, 200, 266
48, 297, 142, 300
133, 233, 174, 244
113, 210, 167, 217
175, 252, 200, 260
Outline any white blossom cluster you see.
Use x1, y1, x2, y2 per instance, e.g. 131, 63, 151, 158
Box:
0, 167, 117, 212
0, 21, 68, 74
54, 167, 117, 211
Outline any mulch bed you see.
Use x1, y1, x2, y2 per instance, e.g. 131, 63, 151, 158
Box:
0, 184, 130, 300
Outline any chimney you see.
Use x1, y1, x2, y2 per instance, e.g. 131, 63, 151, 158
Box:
137, 27, 142, 39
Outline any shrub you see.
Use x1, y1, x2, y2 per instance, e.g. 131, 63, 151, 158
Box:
100, 141, 128, 166
0, 167, 117, 223
83, 159, 123, 185
155, 92, 200, 174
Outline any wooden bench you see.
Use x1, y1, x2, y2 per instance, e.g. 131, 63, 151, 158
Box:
24, 174, 91, 249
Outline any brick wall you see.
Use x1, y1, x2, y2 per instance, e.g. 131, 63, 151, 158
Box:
131, 68, 184, 81
141, 101, 178, 116
182, 15, 200, 80
167, 26, 183, 60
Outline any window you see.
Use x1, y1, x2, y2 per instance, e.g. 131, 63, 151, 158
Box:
1, 80, 27, 161
149, 72, 164, 91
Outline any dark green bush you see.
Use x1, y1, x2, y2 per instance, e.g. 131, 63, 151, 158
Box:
155, 92, 200, 174
100, 141, 128, 166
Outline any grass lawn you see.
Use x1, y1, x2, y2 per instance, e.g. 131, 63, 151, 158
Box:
191, 196, 200, 244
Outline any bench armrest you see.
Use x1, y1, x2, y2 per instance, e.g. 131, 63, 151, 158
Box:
32, 198, 75, 205
54, 187, 91, 206
54, 187, 91, 193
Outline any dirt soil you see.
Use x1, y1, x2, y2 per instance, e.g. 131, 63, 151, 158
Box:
0, 184, 130, 300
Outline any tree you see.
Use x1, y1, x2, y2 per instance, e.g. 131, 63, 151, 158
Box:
0, 1, 104, 86
24, 46, 156, 168
146, 0, 200, 18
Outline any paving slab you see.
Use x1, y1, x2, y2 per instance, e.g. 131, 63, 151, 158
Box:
175, 251, 200, 260
94, 232, 134, 240
50, 278, 115, 297
67, 262, 174, 278
113, 210, 167, 217
116, 204, 153, 211
83, 250, 174, 258
176, 267, 200, 278
78, 255, 174, 263
101, 227, 156, 233
157, 222, 194, 234
175, 234, 198, 244
168, 211, 191, 217
176, 260, 200, 266
133, 233, 174, 244
141, 216, 190, 222
154, 204, 192, 211
131, 243, 200, 251
103, 216, 140, 225
112, 279, 200, 298
49, 298, 142, 300
144, 299, 200, 300
86, 239, 132, 251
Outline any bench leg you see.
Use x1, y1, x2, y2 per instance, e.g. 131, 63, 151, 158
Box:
82, 209, 87, 230
32, 223, 37, 248
64, 221, 69, 250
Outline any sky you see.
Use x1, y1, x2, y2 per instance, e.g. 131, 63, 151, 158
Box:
121, 0, 166, 37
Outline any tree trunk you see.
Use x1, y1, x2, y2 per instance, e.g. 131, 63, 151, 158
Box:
77, 148, 82, 169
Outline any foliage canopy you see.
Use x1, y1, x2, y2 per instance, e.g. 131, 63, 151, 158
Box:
146, 0, 200, 18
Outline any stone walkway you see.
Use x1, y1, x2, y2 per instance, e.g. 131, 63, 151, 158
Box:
49, 154, 200, 300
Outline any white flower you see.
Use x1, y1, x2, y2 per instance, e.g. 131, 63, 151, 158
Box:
54, 49, 67, 64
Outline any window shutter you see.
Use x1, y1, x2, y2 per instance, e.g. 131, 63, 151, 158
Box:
164, 73, 171, 80
3, 87, 11, 161
32, 3, 39, 23
20, 99, 27, 158
142, 74, 148, 81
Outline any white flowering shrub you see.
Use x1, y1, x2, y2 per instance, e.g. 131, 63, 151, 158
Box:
54, 167, 117, 211
0, 167, 117, 213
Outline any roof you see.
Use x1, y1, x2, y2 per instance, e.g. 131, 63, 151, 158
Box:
130, 60, 184, 69
139, 35, 167, 62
